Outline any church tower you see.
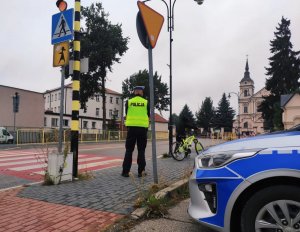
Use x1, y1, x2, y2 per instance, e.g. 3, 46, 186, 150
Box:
239, 58, 254, 117
239, 58, 254, 99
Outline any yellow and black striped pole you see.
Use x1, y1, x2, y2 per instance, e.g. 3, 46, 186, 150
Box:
71, 0, 81, 177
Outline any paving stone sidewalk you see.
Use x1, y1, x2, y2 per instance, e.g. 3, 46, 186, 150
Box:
1, 155, 196, 232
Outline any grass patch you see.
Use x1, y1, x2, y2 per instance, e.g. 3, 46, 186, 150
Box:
43, 171, 54, 186
161, 152, 171, 159
77, 170, 94, 181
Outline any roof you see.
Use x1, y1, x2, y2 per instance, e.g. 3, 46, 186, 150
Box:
240, 59, 254, 84
154, 113, 168, 123
281, 94, 295, 108
105, 88, 122, 96
0, 84, 43, 94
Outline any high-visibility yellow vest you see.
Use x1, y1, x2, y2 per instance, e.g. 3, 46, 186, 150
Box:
125, 96, 149, 128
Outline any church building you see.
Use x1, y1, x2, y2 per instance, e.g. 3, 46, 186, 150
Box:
233, 59, 270, 135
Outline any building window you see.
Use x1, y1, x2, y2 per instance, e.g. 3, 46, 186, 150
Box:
244, 89, 248, 97
109, 109, 113, 117
51, 118, 58, 127
55, 94, 57, 101
63, 120, 69, 127
115, 110, 119, 118
92, 122, 96, 129
110, 97, 113, 104
44, 117, 47, 127
96, 108, 100, 117
116, 97, 119, 104
54, 107, 57, 113
244, 106, 248, 113
96, 95, 100, 102
83, 121, 88, 129
244, 122, 248, 129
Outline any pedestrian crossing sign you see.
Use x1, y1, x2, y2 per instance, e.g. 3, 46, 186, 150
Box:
51, 8, 74, 45
53, 41, 69, 67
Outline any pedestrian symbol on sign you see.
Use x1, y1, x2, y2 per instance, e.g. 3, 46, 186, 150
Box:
58, 46, 66, 64
53, 15, 71, 40
53, 41, 69, 67
59, 16, 67, 37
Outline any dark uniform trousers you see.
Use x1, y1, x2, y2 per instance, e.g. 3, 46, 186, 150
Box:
122, 126, 148, 174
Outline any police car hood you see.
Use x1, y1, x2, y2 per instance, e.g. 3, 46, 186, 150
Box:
204, 131, 300, 154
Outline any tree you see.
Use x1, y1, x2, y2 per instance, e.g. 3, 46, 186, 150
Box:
107, 112, 118, 131
176, 104, 196, 137
195, 97, 214, 133
213, 93, 235, 132
122, 69, 169, 113
259, 17, 300, 130
80, 3, 129, 129
172, 113, 179, 127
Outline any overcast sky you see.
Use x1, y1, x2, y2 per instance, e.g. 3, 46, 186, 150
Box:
1, 0, 300, 118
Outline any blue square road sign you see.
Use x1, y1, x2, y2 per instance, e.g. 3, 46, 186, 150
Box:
51, 8, 74, 45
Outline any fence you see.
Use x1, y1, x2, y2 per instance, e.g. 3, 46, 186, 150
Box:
14, 128, 169, 145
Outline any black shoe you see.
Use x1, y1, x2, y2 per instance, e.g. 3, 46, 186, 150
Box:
121, 172, 129, 177
138, 172, 147, 178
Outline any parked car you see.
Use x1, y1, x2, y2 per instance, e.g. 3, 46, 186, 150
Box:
0, 127, 14, 144
188, 125, 300, 232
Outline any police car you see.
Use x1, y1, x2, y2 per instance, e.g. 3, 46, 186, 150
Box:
188, 126, 300, 232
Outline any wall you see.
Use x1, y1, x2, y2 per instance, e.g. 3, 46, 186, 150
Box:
0, 85, 44, 130
282, 94, 300, 129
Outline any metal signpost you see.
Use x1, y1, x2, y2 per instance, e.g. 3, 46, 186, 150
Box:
136, 1, 164, 184
12, 92, 19, 143
52, 5, 73, 154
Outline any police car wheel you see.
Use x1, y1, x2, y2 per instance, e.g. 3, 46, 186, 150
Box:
240, 185, 300, 232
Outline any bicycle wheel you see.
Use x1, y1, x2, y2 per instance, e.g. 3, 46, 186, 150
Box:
172, 142, 186, 161
194, 139, 204, 155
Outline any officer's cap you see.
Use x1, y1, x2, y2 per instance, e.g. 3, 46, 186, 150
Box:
133, 86, 145, 91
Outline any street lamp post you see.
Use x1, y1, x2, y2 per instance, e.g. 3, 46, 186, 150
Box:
159, 0, 204, 156
228, 92, 240, 139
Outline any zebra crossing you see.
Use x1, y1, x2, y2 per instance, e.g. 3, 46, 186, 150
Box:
0, 149, 123, 181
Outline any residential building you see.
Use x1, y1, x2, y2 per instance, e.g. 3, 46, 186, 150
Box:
281, 93, 300, 129
44, 84, 123, 131
232, 59, 270, 135
0, 85, 44, 130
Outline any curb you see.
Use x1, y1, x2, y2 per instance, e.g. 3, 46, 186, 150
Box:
130, 178, 189, 219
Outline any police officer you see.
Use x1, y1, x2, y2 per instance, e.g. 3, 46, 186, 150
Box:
122, 86, 150, 177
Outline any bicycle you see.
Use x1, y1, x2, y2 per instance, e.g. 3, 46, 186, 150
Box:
172, 135, 204, 161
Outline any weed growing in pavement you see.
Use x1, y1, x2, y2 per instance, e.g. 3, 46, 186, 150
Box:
130, 169, 174, 218
43, 170, 54, 185
77, 170, 94, 180
161, 152, 171, 159
76, 152, 95, 181
33, 139, 55, 186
